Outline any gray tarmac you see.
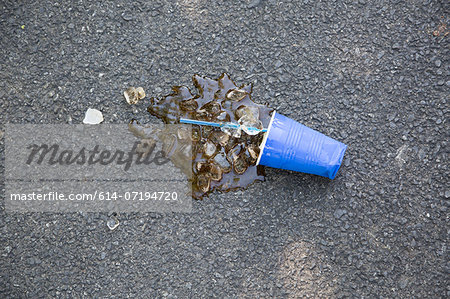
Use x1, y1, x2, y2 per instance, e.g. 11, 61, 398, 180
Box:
0, 0, 448, 297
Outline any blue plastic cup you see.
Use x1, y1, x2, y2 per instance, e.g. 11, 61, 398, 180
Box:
256, 112, 347, 179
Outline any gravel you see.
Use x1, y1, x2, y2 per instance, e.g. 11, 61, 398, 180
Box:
0, 0, 448, 297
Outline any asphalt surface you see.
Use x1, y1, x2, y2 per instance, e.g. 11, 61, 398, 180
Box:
1, 0, 449, 298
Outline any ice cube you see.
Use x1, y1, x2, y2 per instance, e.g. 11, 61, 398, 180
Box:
209, 162, 223, 181
214, 152, 231, 173
226, 89, 248, 102
136, 87, 146, 99
220, 99, 233, 110
227, 145, 241, 164
136, 138, 156, 158
202, 125, 213, 136
177, 127, 190, 140
197, 174, 211, 193
209, 131, 230, 147
160, 134, 177, 156
195, 161, 208, 172
83, 108, 104, 124
124, 87, 145, 105
247, 145, 260, 163
235, 105, 259, 120
201, 101, 221, 115
238, 115, 263, 136
216, 111, 230, 122
233, 152, 248, 174
203, 141, 217, 157
220, 126, 241, 138
192, 126, 200, 141
179, 144, 192, 162
232, 127, 242, 138
195, 109, 209, 120
179, 98, 198, 111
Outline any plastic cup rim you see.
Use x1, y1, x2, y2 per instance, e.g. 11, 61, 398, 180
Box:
256, 110, 277, 166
